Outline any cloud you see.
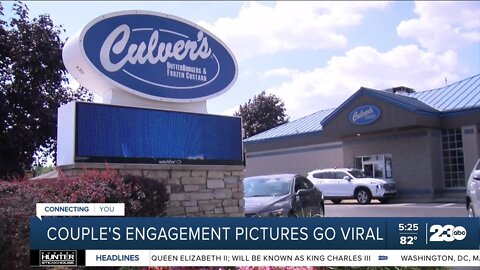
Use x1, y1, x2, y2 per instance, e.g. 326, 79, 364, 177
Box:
397, 2, 480, 52
265, 45, 462, 120
263, 68, 300, 78
199, 1, 389, 60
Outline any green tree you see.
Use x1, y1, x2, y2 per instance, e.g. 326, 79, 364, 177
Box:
0, 1, 92, 179
234, 90, 289, 138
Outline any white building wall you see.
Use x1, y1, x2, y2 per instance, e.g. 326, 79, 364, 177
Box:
245, 142, 344, 177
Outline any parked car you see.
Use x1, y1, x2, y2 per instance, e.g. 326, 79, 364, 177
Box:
243, 174, 325, 217
466, 159, 480, 217
307, 168, 397, 204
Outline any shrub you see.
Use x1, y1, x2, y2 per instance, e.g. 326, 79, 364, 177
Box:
0, 170, 169, 269
122, 174, 169, 217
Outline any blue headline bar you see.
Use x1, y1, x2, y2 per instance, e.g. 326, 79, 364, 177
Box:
30, 217, 480, 250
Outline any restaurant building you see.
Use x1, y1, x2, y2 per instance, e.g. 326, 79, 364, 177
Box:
244, 74, 480, 199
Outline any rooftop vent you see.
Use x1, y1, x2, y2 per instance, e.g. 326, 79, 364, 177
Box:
384, 86, 415, 95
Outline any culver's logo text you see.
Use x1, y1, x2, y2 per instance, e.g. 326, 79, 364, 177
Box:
68, 11, 237, 102
349, 105, 381, 125
100, 25, 211, 72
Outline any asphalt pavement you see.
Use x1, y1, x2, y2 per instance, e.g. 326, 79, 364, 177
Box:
324, 201, 468, 217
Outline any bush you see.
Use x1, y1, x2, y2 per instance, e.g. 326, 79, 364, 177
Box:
123, 174, 169, 217
0, 170, 169, 269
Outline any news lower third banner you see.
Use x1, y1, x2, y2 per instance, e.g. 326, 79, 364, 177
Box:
30, 217, 480, 267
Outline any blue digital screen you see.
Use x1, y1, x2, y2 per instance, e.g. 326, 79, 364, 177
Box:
75, 102, 243, 165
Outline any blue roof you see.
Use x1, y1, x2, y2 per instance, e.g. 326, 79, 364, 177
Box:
367, 89, 439, 113
245, 73, 480, 144
244, 108, 335, 143
409, 74, 480, 112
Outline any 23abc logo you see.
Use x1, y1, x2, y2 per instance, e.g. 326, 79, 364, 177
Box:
429, 225, 467, 242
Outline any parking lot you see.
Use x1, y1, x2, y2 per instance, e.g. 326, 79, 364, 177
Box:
325, 201, 467, 217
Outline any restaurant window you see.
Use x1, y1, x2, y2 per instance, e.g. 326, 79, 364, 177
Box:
441, 128, 465, 188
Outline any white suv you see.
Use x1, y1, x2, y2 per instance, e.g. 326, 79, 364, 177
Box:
466, 159, 480, 217
307, 168, 397, 204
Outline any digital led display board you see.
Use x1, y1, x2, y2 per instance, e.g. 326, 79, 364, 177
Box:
74, 102, 243, 165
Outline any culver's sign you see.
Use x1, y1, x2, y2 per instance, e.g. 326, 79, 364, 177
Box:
349, 105, 381, 125
63, 11, 237, 102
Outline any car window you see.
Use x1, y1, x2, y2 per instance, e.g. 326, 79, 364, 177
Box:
304, 178, 314, 189
313, 172, 324, 179
295, 177, 313, 192
476, 159, 480, 170
323, 171, 334, 179
244, 177, 291, 197
347, 170, 366, 178
335, 171, 349, 179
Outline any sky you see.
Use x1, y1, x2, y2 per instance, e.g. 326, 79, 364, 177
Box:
3, 1, 480, 120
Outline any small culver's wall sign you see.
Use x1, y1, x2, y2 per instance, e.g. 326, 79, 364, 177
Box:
63, 10, 238, 102
349, 105, 381, 125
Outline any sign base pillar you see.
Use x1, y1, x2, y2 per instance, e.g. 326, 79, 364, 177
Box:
57, 163, 245, 217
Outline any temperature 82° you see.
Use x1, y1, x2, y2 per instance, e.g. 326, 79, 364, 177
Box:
400, 235, 418, 245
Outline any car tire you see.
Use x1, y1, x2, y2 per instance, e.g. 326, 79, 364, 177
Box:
467, 202, 475, 217
315, 203, 325, 217
379, 198, 390, 204
355, 188, 372, 204
331, 199, 342, 204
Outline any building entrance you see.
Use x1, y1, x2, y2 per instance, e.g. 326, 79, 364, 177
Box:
355, 154, 393, 180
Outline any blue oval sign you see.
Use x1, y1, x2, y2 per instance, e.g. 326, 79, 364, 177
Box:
349, 105, 381, 125
79, 11, 237, 102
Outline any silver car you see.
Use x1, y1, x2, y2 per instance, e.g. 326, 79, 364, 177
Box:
466, 159, 480, 217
